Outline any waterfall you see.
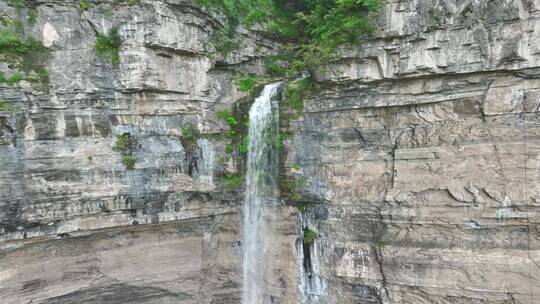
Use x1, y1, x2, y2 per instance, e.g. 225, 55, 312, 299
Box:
242, 82, 281, 304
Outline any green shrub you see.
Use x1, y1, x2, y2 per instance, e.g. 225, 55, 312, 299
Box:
206, 26, 238, 56
238, 135, 249, 154
181, 124, 199, 142
196, 0, 274, 25
287, 60, 306, 77
95, 28, 121, 65
122, 155, 136, 170
297, 202, 309, 213
1, 15, 11, 27
303, 228, 318, 244
223, 174, 243, 190
265, 62, 286, 77
294, 0, 380, 63
284, 77, 313, 113
197, 0, 380, 71
283, 174, 307, 202
0, 29, 49, 89
0, 28, 44, 55
34, 66, 49, 83
285, 180, 300, 201
181, 124, 200, 153
218, 108, 251, 156
0, 71, 24, 86
79, 0, 91, 10
0, 99, 18, 113
236, 75, 258, 92
5, 72, 23, 85
112, 134, 130, 152
267, 16, 300, 39
112, 133, 136, 169
217, 110, 237, 129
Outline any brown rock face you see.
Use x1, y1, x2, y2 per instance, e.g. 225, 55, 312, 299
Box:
0, 0, 539, 304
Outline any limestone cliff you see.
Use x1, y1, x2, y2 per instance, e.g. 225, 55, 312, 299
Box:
0, 0, 538, 303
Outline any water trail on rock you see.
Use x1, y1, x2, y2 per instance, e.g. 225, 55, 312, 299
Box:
298, 214, 327, 304
242, 82, 281, 304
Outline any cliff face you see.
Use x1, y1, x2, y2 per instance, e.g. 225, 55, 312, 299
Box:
289, 0, 540, 303
0, 1, 273, 302
0, 0, 539, 304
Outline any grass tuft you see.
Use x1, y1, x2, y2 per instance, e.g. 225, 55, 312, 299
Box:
236, 75, 258, 92
0, 99, 19, 113
303, 228, 318, 244
284, 77, 313, 113
0, 28, 45, 55
122, 155, 136, 170
79, 0, 91, 11
112, 134, 130, 152
95, 28, 121, 65
223, 174, 243, 190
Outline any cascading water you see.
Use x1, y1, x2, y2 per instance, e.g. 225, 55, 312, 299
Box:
242, 82, 281, 304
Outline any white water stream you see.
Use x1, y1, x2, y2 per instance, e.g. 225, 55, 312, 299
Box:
241, 83, 281, 304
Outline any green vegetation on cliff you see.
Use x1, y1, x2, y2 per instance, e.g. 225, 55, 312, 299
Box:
217, 109, 250, 155
112, 134, 130, 152
283, 76, 312, 113
0, 28, 43, 55
79, 0, 91, 11
181, 124, 200, 151
95, 28, 121, 65
303, 228, 318, 244
0, 28, 49, 88
285, 0, 380, 64
236, 75, 258, 92
199, 0, 380, 66
122, 155, 136, 170
113, 134, 137, 170
0, 99, 19, 113
223, 174, 244, 190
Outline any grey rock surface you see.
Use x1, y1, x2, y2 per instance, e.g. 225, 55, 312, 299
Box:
0, 0, 539, 303
0, 1, 275, 303
286, 0, 540, 303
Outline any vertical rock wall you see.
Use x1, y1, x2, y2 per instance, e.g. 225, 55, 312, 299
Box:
0, 1, 282, 303
285, 0, 540, 303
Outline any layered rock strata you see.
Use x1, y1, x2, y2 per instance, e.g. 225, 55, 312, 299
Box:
0, 0, 539, 303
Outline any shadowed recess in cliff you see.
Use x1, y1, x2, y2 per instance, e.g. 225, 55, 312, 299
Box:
242, 83, 281, 304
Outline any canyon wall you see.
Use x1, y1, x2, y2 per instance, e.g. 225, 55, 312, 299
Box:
0, 0, 539, 303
